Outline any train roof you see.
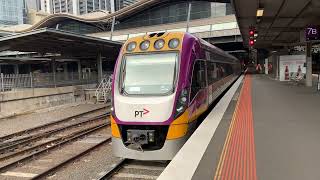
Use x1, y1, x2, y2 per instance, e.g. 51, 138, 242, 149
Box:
197, 36, 239, 62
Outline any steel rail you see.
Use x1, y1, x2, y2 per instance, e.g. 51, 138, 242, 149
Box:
98, 158, 129, 180
0, 123, 109, 173
32, 137, 112, 180
0, 113, 109, 154
0, 121, 110, 161
0, 105, 109, 142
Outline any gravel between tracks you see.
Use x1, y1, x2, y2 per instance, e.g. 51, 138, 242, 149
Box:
46, 128, 121, 180
0, 103, 107, 137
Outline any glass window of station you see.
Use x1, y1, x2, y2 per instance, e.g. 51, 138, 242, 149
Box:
50, 19, 103, 34
115, 1, 233, 30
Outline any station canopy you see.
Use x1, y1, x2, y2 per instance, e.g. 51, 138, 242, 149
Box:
233, 0, 320, 49
0, 28, 123, 59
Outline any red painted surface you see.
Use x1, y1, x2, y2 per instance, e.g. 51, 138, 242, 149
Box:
215, 75, 257, 180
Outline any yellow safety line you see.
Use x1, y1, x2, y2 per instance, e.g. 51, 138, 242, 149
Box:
214, 78, 246, 180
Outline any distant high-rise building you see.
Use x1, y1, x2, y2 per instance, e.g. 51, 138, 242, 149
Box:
39, 0, 115, 15
115, 0, 138, 11
0, 0, 27, 26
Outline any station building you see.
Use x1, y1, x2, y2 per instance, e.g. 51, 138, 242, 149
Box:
0, 0, 244, 116
0, 0, 243, 90
233, 0, 320, 87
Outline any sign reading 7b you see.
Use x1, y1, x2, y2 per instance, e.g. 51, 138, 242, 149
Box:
306, 26, 320, 41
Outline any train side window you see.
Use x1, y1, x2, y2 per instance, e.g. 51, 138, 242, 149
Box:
207, 62, 216, 84
190, 60, 206, 100
216, 63, 226, 78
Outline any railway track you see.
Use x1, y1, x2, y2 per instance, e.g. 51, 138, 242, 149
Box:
32, 136, 112, 180
0, 115, 108, 162
0, 124, 111, 179
99, 159, 168, 180
0, 105, 109, 144
0, 106, 112, 180
0, 113, 108, 156
0, 105, 109, 147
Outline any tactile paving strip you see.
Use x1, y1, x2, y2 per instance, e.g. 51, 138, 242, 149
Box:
214, 75, 257, 180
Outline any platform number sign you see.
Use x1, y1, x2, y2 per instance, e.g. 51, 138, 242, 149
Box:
306, 26, 320, 41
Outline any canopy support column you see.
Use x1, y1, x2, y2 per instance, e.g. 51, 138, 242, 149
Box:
306, 42, 312, 87
97, 53, 103, 83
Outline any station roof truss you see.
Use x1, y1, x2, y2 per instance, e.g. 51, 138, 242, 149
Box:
233, 0, 320, 50
0, 28, 123, 59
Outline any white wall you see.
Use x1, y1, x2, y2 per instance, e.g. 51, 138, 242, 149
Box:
279, 55, 306, 81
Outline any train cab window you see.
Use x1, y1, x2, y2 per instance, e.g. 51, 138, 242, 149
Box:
121, 52, 178, 95
190, 60, 206, 100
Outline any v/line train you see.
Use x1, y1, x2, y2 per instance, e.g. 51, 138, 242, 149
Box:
110, 32, 241, 160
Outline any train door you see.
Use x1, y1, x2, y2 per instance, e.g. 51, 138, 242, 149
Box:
207, 62, 216, 104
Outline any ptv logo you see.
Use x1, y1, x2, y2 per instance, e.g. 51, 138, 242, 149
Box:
134, 108, 150, 118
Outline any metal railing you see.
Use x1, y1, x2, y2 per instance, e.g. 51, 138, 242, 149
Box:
95, 74, 112, 103
0, 72, 100, 92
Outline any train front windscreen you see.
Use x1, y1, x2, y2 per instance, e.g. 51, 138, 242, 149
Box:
120, 52, 179, 95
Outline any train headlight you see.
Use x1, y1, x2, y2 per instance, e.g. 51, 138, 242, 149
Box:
154, 39, 165, 50
126, 42, 136, 52
140, 40, 150, 51
148, 132, 155, 142
168, 38, 180, 49
175, 88, 189, 118
127, 131, 132, 142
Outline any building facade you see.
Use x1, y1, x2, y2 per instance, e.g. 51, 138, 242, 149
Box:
114, 0, 138, 11
114, 1, 233, 31
39, 0, 112, 15
0, 0, 27, 26
38, 0, 137, 15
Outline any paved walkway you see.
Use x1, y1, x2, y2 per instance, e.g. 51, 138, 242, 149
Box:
212, 75, 320, 180
252, 75, 320, 180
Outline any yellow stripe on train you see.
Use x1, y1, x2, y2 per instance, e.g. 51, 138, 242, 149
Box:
111, 115, 121, 138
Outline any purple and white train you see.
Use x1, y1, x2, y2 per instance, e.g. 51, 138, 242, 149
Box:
110, 32, 241, 160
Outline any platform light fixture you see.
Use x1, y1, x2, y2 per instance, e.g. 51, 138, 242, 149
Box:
256, 8, 264, 17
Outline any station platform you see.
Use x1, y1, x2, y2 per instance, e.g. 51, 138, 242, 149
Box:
159, 74, 320, 180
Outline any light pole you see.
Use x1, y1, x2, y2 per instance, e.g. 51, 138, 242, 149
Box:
186, 2, 192, 33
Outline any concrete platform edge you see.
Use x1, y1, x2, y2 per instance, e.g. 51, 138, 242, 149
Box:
158, 75, 244, 180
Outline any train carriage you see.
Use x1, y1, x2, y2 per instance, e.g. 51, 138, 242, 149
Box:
111, 32, 241, 160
